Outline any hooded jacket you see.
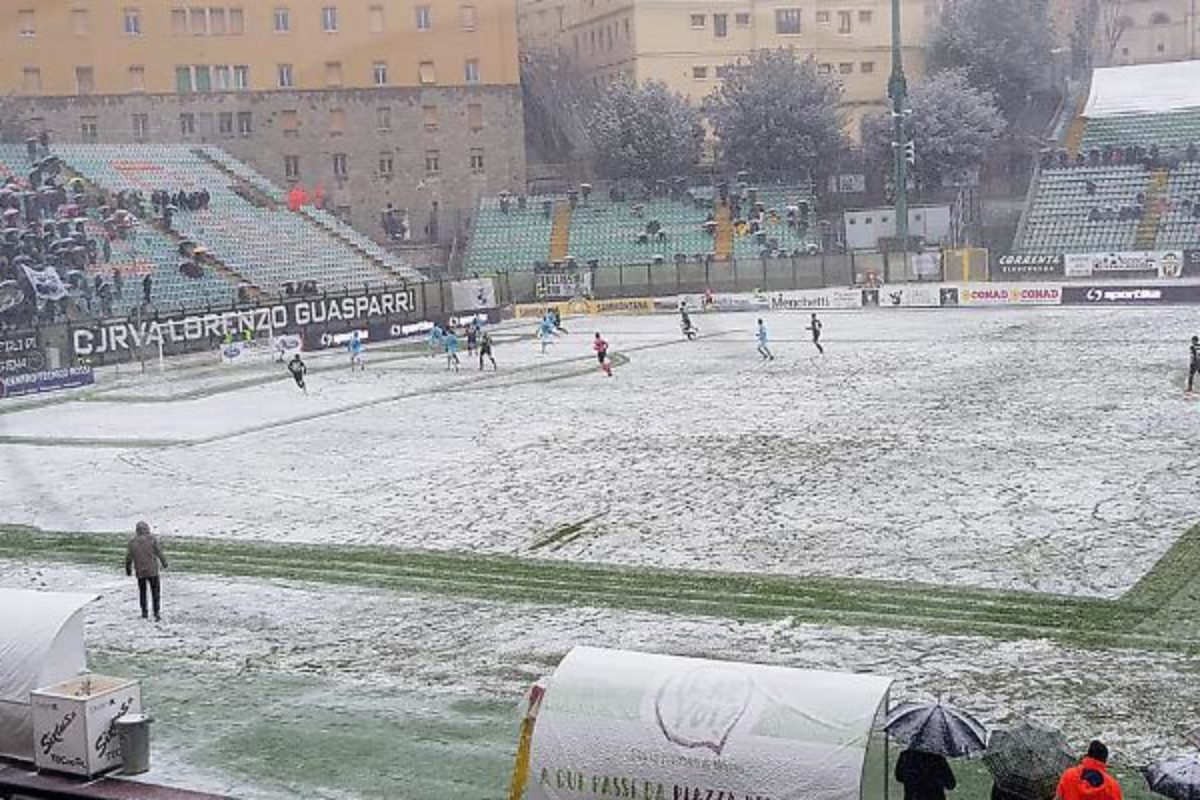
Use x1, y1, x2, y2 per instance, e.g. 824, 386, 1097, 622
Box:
1057, 757, 1123, 800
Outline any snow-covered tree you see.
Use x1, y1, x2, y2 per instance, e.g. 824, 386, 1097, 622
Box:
589, 80, 703, 181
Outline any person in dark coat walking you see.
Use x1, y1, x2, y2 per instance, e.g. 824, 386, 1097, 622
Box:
896, 748, 957, 800
125, 521, 168, 621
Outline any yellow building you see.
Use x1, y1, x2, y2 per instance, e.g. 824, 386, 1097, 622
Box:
518, 0, 940, 139
1091, 0, 1199, 66
1, 1, 525, 242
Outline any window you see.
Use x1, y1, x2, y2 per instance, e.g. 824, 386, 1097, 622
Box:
692, 66, 708, 79
690, 14, 705, 28
321, 6, 338, 32
132, 114, 149, 139
75, 66, 95, 95
284, 155, 300, 180
369, 5, 384, 32
72, 9, 89, 35
735, 12, 751, 26
325, 61, 343, 87
460, 5, 476, 30
776, 8, 801, 34
274, 6, 290, 31
713, 13, 727, 37
379, 152, 394, 178
129, 65, 146, 91
464, 59, 480, 84
176, 65, 193, 92
715, 64, 732, 79
124, 8, 142, 34
838, 11, 852, 33
236, 111, 252, 136
422, 105, 439, 129
816, 11, 830, 24
214, 64, 231, 89
218, 111, 233, 135
277, 64, 293, 88
209, 7, 226, 34
22, 67, 41, 93
839, 62, 853, 74
80, 116, 98, 141
190, 7, 207, 34
418, 61, 435, 84
416, 5, 432, 31
377, 106, 392, 131
171, 8, 187, 34
280, 109, 298, 134
817, 63, 832, 75
18, 10, 34, 37
228, 8, 243, 33
470, 148, 484, 173
233, 64, 249, 89
194, 65, 211, 92
859, 10, 873, 23
180, 113, 195, 136
329, 108, 346, 134
467, 103, 482, 130
424, 150, 440, 174
1150, 11, 1171, 25
860, 61, 875, 74
332, 153, 348, 178
373, 61, 388, 85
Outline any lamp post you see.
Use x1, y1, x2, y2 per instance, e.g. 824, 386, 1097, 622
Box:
889, 0, 911, 251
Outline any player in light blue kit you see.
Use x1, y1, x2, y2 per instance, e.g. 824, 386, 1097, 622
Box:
756, 318, 774, 361
347, 331, 366, 371
427, 323, 444, 358
444, 328, 461, 372
538, 315, 557, 355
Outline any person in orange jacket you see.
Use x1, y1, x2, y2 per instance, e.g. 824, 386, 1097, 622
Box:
1057, 741, 1123, 800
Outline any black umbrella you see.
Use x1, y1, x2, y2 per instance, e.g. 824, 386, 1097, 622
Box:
984, 721, 1074, 800
1143, 755, 1200, 800
885, 700, 988, 758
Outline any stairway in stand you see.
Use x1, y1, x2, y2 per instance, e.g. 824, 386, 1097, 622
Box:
1134, 169, 1170, 250
1065, 116, 1088, 160
714, 204, 733, 260
549, 200, 572, 262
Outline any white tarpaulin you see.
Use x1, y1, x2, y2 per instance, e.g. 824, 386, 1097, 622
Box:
1084, 61, 1200, 118
528, 647, 893, 800
0, 589, 96, 761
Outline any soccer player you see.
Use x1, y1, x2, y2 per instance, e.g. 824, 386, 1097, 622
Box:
806, 313, 825, 355
681, 306, 698, 340
287, 353, 308, 393
466, 323, 478, 354
347, 331, 366, 371
756, 319, 774, 361
427, 323, 444, 358
538, 316, 556, 355
594, 332, 612, 377
552, 307, 568, 334
445, 329, 461, 372
1189, 335, 1199, 393
479, 330, 497, 370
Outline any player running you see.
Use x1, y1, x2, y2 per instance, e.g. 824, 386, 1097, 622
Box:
287, 353, 308, 393
552, 307, 568, 334
680, 306, 698, 340
466, 322, 479, 354
445, 329, 461, 372
479, 330, 497, 370
806, 313, 825, 355
594, 332, 613, 377
1189, 335, 1199, 393
756, 319, 774, 361
347, 331, 366, 371
427, 323, 445, 358
538, 315, 557, 355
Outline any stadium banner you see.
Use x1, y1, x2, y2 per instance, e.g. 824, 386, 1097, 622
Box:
450, 278, 498, 312
880, 284, 945, 308
1063, 250, 1183, 279
70, 286, 418, 357
535, 269, 592, 300
1184, 250, 1200, 275
514, 298, 654, 318
992, 254, 1065, 279
0, 366, 94, 399
1061, 284, 1200, 305
219, 335, 302, 365
1, 329, 46, 377
957, 284, 1063, 306
770, 288, 864, 310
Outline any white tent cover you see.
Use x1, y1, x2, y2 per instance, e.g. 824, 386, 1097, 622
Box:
1085, 61, 1200, 118
528, 646, 893, 800
0, 588, 95, 761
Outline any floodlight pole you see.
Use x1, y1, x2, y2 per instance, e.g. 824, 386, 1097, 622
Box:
889, 0, 910, 250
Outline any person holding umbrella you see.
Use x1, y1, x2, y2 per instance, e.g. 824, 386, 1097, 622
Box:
886, 700, 987, 800
1057, 741, 1123, 800
896, 748, 958, 800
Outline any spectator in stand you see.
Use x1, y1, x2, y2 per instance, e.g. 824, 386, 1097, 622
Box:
142, 273, 153, 304
1057, 741, 1122, 800
111, 267, 123, 298
124, 521, 168, 622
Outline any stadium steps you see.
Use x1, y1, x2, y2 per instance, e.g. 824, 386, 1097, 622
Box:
714, 203, 733, 260
1135, 168, 1170, 249
55, 160, 257, 299
191, 148, 412, 285
548, 200, 572, 261
1065, 116, 1088, 159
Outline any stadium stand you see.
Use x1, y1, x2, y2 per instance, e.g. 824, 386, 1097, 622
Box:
464, 195, 557, 273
